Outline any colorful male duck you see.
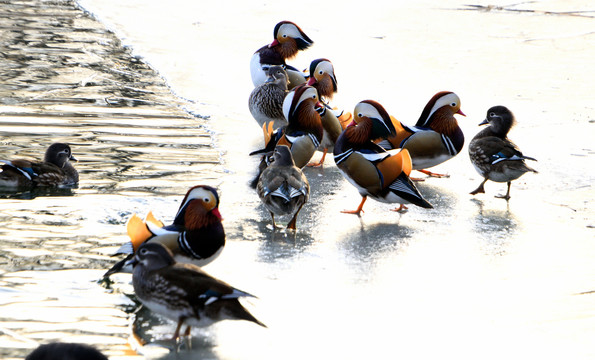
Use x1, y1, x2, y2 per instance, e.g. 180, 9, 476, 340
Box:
252, 84, 324, 169
334, 100, 433, 215
377, 91, 466, 177
469, 105, 537, 200
306, 58, 337, 102
255, 145, 309, 230
103, 185, 225, 279
248, 65, 289, 130
0, 143, 78, 188
250, 21, 313, 88
305, 58, 351, 167
127, 243, 265, 342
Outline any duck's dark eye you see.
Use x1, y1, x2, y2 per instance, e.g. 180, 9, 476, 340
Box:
203, 197, 210, 203
139, 248, 148, 255
489, 112, 495, 117
358, 113, 363, 118
282, 34, 287, 38
451, 102, 456, 107
319, 70, 324, 75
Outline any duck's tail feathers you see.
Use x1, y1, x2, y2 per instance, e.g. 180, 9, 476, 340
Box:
228, 300, 267, 328
102, 254, 133, 279
390, 173, 433, 209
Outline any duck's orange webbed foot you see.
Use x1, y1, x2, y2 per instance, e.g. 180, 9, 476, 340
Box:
390, 204, 408, 213
417, 169, 449, 178
341, 196, 366, 216
307, 149, 327, 168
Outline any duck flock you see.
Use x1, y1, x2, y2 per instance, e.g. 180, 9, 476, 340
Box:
247, 20, 538, 226
2, 20, 539, 351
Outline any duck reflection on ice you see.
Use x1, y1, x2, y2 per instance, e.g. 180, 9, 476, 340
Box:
471, 199, 518, 255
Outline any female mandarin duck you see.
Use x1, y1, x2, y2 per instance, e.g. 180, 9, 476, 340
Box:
248, 65, 289, 129
305, 58, 351, 167
252, 84, 324, 169
0, 143, 78, 188
127, 243, 265, 342
469, 105, 537, 200
103, 185, 225, 279
250, 21, 313, 88
377, 91, 466, 177
255, 145, 309, 230
333, 100, 433, 215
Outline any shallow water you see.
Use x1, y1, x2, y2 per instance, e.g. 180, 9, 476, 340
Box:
1, 0, 594, 359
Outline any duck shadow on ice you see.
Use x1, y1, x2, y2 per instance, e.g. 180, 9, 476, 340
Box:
338, 220, 413, 264
470, 198, 518, 255
413, 180, 459, 215
122, 300, 220, 358
254, 219, 316, 264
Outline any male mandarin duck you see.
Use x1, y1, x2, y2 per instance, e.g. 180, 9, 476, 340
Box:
307, 58, 337, 102
0, 143, 78, 188
333, 100, 433, 215
250, 21, 313, 88
251, 84, 324, 169
306, 58, 352, 127
127, 243, 265, 342
469, 105, 537, 200
254, 145, 309, 230
103, 185, 225, 279
305, 58, 351, 167
248, 65, 289, 129
376, 91, 466, 177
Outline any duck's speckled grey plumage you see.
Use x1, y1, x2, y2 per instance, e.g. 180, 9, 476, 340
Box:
469, 105, 537, 200
249, 65, 289, 129
256, 145, 309, 230
128, 243, 265, 341
0, 143, 78, 188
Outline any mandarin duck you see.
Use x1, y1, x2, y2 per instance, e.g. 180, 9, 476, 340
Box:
251, 84, 324, 169
248, 65, 289, 129
305, 58, 350, 167
254, 145, 309, 230
334, 100, 433, 215
0, 143, 78, 188
127, 243, 265, 342
307, 58, 337, 102
469, 105, 537, 200
306, 58, 352, 127
250, 21, 313, 88
103, 185, 225, 279
376, 91, 466, 177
